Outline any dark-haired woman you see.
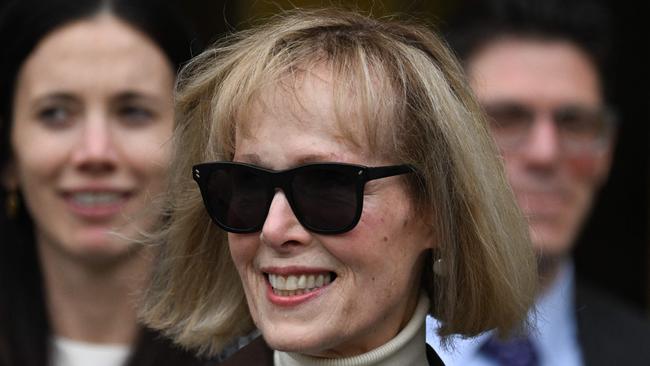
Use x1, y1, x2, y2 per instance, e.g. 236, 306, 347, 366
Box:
0, 1, 206, 365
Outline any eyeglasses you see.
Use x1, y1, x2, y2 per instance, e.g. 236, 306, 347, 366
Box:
483, 102, 616, 154
192, 162, 413, 234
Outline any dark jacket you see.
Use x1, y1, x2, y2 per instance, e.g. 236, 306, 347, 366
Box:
575, 280, 650, 366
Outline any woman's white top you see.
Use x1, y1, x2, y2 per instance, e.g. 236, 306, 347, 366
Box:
52, 337, 131, 366
275, 293, 430, 366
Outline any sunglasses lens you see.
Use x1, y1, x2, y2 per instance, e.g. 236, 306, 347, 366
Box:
207, 166, 269, 231
291, 165, 359, 232
197, 163, 367, 234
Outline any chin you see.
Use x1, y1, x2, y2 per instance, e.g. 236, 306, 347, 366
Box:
68, 236, 142, 265
529, 216, 574, 244
261, 326, 334, 356
529, 227, 575, 261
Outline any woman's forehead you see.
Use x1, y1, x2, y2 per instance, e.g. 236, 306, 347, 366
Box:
252, 69, 334, 122
234, 63, 396, 157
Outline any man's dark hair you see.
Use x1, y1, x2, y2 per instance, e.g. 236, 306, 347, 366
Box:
443, 0, 613, 100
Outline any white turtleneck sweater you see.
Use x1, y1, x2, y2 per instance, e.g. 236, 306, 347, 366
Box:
274, 293, 431, 366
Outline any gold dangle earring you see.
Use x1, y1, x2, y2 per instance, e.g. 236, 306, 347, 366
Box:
6, 190, 19, 219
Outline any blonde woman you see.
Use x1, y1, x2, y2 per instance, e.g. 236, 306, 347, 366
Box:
142, 9, 537, 366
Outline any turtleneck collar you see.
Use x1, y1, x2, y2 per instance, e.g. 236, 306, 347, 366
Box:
274, 293, 430, 366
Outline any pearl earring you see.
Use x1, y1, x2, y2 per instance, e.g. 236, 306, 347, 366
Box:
433, 258, 446, 276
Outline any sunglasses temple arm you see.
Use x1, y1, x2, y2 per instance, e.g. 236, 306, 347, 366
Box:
366, 165, 414, 180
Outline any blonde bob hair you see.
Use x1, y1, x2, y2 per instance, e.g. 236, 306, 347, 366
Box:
141, 8, 537, 356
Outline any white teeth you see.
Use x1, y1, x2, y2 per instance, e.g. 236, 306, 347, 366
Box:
268, 273, 333, 296
71, 192, 123, 206
286, 276, 298, 290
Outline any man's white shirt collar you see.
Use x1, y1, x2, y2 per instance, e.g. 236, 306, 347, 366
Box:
426, 260, 584, 366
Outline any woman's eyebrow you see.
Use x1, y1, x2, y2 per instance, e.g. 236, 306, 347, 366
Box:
235, 153, 262, 165
112, 91, 162, 104
293, 153, 343, 165
32, 92, 77, 104
234, 153, 343, 167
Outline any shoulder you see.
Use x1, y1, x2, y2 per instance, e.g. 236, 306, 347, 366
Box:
218, 336, 273, 366
574, 280, 650, 365
575, 280, 650, 336
126, 328, 213, 366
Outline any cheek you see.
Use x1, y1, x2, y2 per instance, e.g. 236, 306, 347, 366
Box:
227, 233, 259, 271
12, 132, 70, 185
13, 146, 66, 233
339, 207, 422, 280
566, 154, 608, 182
117, 127, 172, 176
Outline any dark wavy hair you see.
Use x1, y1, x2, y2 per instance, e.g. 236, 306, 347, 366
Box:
0, 1, 202, 365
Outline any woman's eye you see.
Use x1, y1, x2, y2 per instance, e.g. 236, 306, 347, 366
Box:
118, 105, 155, 125
37, 106, 70, 127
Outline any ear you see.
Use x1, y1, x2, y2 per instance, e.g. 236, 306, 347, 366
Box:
424, 230, 437, 250
418, 211, 438, 250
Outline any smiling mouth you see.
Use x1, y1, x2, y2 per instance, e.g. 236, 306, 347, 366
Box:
265, 272, 336, 297
69, 192, 128, 206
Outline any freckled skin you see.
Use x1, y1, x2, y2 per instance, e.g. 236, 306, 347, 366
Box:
227, 66, 434, 357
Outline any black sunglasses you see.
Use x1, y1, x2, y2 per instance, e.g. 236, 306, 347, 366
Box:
192, 162, 413, 234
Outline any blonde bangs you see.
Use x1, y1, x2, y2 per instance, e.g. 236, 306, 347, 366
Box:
207, 27, 406, 161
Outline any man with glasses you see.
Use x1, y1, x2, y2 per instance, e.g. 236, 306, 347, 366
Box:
427, 0, 650, 365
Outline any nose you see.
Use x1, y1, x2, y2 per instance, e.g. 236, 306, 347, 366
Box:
260, 190, 311, 250
70, 112, 118, 174
521, 113, 562, 168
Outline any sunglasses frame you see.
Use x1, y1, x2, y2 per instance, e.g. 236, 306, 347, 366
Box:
192, 161, 413, 234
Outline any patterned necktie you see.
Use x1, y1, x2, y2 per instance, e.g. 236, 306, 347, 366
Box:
480, 336, 539, 366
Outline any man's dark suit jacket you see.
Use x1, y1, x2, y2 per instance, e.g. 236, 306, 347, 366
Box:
575, 280, 650, 366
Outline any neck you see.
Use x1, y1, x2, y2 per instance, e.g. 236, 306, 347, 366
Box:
536, 255, 568, 295
38, 237, 153, 344
275, 293, 431, 366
